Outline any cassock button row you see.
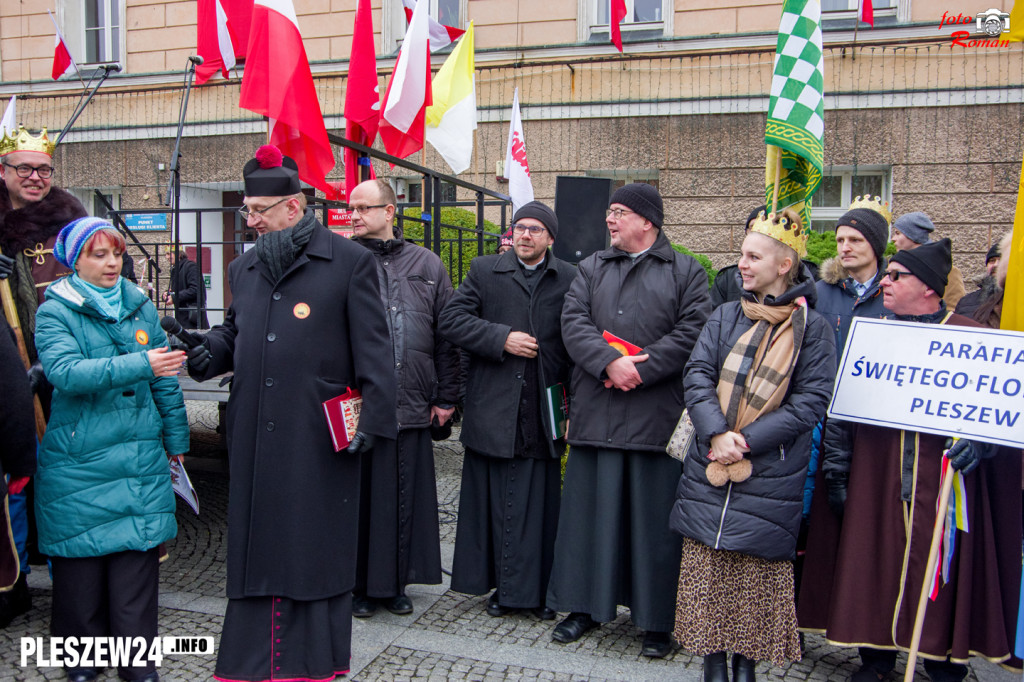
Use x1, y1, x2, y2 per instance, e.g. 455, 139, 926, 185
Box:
265, 378, 274, 387
618, 310, 623, 314
267, 422, 275, 431
273, 292, 282, 300
267, 333, 276, 342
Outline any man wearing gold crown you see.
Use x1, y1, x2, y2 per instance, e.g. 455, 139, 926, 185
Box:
0, 125, 86, 629
0, 126, 87, 365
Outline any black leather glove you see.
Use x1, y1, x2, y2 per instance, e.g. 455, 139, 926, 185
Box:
186, 339, 212, 375
946, 438, 989, 475
0, 252, 13, 280
344, 431, 375, 456
26, 362, 48, 395
825, 473, 848, 519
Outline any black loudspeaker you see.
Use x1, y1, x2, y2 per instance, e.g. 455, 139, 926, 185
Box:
553, 176, 612, 264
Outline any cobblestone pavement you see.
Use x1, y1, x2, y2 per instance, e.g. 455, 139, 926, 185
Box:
0, 401, 1018, 681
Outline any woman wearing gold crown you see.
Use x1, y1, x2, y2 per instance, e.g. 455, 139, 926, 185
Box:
668, 208, 837, 681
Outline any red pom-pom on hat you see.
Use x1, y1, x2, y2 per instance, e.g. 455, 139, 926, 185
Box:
255, 145, 283, 169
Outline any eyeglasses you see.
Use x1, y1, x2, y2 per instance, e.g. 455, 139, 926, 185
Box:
511, 223, 548, 235
883, 269, 916, 282
349, 203, 388, 215
2, 162, 54, 179
238, 196, 290, 220
605, 207, 635, 220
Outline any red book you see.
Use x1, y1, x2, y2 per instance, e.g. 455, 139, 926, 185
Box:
602, 330, 642, 356
322, 388, 363, 452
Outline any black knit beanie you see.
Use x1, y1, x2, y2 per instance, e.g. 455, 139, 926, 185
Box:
610, 183, 663, 228
889, 238, 951, 297
744, 204, 767, 231
513, 201, 559, 239
985, 242, 1001, 263
836, 208, 889, 262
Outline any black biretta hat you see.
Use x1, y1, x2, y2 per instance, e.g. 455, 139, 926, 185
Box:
243, 145, 301, 196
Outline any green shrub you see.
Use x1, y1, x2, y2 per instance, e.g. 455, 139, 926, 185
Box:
671, 243, 716, 288
399, 207, 502, 286
805, 230, 897, 266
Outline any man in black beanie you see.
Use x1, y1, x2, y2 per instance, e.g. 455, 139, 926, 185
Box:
187, 145, 397, 682
891, 211, 966, 309
550, 183, 711, 657
815, 205, 893, 351
439, 199, 575, 621
802, 236, 1022, 681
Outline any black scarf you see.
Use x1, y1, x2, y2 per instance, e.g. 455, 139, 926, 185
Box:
895, 303, 948, 325
255, 210, 316, 282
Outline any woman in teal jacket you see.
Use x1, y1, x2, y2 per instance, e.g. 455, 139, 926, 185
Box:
34, 217, 188, 682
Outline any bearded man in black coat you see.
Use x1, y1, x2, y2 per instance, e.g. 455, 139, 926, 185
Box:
439, 201, 574, 621
187, 146, 396, 682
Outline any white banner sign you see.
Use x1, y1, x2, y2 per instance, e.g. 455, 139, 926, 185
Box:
828, 317, 1024, 448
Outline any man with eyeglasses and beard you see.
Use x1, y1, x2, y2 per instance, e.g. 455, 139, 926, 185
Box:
439, 201, 575, 620
0, 125, 86, 627
186, 146, 396, 682
799, 238, 1022, 681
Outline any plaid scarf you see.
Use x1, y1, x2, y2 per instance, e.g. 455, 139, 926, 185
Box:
716, 297, 808, 433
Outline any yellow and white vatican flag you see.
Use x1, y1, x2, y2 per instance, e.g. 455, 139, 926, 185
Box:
425, 23, 476, 175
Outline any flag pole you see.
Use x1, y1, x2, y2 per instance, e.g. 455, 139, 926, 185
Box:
771, 145, 783, 216
903, 464, 956, 680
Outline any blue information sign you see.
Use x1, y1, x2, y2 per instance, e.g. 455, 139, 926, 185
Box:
124, 213, 168, 231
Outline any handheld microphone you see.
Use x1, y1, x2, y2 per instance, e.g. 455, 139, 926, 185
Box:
188, 55, 205, 66
160, 316, 204, 349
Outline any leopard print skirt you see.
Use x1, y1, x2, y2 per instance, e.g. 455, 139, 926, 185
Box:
673, 537, 801, 667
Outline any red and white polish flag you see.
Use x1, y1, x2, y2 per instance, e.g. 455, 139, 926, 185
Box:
239, 0, 335, 192
860, 0, 874, 27
379, 0, 432, 160
609, 0, 627, 52
343, 0, 380, 199
196, 0, 242, 85
401, 0, 465, 52
48, 10, 77, 80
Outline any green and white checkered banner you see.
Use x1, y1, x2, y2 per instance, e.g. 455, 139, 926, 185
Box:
765, 0, 824, 227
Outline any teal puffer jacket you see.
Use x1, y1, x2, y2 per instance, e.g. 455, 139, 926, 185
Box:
34, 276, 189, 558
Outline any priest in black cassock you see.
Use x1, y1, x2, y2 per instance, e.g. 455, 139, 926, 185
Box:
439, 201, 575, 619
188, 146, 396, 682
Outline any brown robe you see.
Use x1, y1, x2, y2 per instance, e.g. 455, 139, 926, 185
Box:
798, 315, 1022, 669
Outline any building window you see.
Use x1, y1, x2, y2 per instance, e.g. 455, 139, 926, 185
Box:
383, 0, 467, 54
821, 0, 903, 24
61, 0, 124, 65
581, 0, 673, 44
400, 179, 458, 205
809, 166, 891, 233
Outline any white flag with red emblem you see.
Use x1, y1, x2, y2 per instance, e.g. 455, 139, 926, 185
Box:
239, 0, 335, 192
48, 10, 77, 80
401, 0, 465, 51
503, 88, 534, 213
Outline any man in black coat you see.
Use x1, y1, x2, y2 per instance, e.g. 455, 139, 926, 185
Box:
163, 249, 208, 328
0, 315, 36, 627
549, 183, 711, 658
187, 147, 396, 682
439, 200, 575, 620
349, 179, 460, 618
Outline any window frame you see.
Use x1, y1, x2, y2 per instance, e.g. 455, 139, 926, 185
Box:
59, 0, 125, 67
809, 165, 891, 233
577, 0, 673, 44
820, 0, 908, 24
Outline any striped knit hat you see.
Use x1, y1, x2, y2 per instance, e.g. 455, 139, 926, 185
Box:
54, 216, 115, 269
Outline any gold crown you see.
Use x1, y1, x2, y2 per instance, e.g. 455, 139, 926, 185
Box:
0, 126, 56, 157
848, 195, 892, 227
749, 209, 807, 258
